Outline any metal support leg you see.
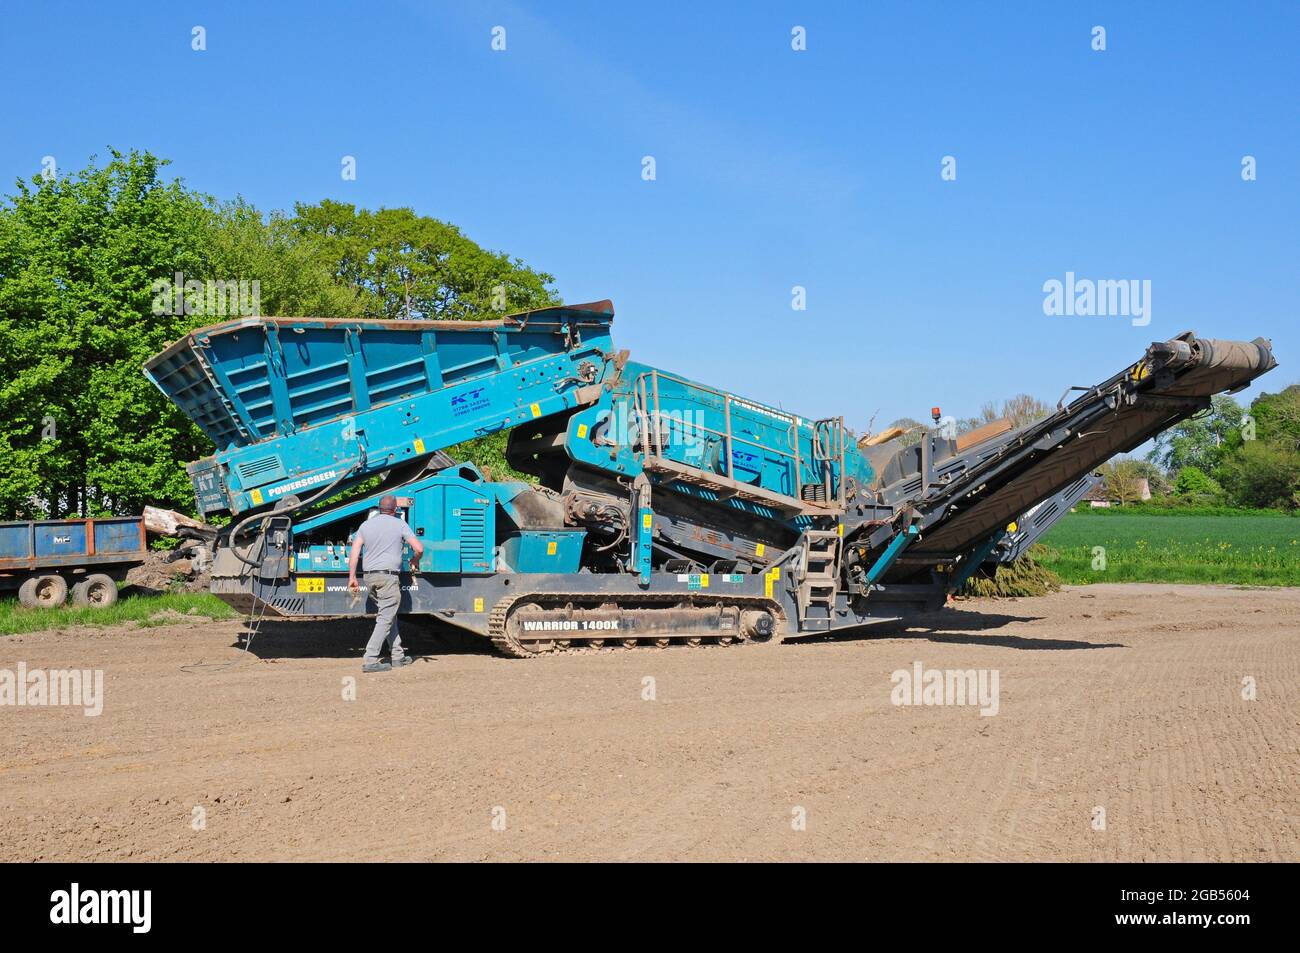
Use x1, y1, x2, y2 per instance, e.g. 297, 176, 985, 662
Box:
864, 524, 919, 586
946, 530, 1008, 593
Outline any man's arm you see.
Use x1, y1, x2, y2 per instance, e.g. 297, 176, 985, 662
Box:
347, 533, 364, 591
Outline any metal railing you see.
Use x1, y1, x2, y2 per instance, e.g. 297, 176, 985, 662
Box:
632, 369, 845, 507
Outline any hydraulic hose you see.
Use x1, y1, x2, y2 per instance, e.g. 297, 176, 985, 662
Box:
227, 452, 368, 569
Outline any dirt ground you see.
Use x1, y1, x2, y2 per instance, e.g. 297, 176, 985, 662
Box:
1, 583, 1297, 862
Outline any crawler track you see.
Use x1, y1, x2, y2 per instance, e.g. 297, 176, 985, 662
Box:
487, 591, 784, 657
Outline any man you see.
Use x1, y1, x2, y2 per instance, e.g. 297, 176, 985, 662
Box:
347, 495, 425, 673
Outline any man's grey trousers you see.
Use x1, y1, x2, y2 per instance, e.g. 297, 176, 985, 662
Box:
363, 573, 405, 665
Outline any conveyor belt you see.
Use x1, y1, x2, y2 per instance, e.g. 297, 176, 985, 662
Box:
991, 473, 1102, 565
888, 333, 1276, 575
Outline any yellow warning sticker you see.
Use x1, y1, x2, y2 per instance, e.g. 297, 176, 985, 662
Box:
296, 577, 324, 593
546, 541, 557, 555
837, 524, 844, 536
763, 566, 782, 598
642, 513, 652, 529
250, 488, 263, 505
413, 438, 425, 454
699, 574, 709, 588
530, 402, 542, 418
576, 423, 588, 439
473, 597, 484, 612
756, 543, 765, 557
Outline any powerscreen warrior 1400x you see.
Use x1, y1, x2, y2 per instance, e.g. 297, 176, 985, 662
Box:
144, 301, 1276, 655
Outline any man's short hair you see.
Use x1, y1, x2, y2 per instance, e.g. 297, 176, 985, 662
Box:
378, 495, 398, 514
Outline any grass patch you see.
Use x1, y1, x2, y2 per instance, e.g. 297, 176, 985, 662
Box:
1039, 513, 1300, 586
0, 591, 237, 636
959, 545, 1062, 597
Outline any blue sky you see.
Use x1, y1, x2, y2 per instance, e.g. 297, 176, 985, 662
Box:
2, 1, 1296, 434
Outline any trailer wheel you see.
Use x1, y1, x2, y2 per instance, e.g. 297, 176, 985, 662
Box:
72, 574, 119, 608
18, 574, 69, 609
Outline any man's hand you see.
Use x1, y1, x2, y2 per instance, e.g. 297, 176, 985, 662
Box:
409, 556, 421, 573
348, 575, 360, 593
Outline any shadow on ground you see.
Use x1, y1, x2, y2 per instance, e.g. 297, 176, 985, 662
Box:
231, 614, 493, 660
225, 607, 1125, 661
786, 607, 1126, 651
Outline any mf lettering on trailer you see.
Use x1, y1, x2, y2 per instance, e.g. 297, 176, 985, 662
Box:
52, 535, 72, 544
267, 470, 338, 498
521, 618, 623, 631
451, 387, 490, 416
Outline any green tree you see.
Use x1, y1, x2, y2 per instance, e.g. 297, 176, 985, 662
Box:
289, 200, 559, 319
1244, 384, 1300, 453
201, 199, 364, 319
1188, 385, 1300, 510
1215, 441, 1300, 510
1172, 465, 1223, 503
1149, 394, 1244, 473
0, 150, 214, 518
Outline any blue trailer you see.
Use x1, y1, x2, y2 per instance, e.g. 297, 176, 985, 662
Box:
0, 517, 147, 609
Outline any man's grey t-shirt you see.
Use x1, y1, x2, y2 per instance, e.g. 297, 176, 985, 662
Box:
355, 513, 417, 572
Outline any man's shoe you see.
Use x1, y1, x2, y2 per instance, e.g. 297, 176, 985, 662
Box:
362, 662, 392, 674
392, 656, 415, 668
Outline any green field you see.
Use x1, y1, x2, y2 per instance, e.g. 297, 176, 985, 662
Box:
1039, 512, 1300, 586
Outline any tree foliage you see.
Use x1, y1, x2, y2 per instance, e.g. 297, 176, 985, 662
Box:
1172, 465, 1224, 504
0, 151, 213, 518
0, 151, 558, 519
1203, 386, 1300, 511
1245, 384, 1300, 453
1149, 394, 1244, 473
290, 200, 559, 319
1214, 440, 1300, 510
